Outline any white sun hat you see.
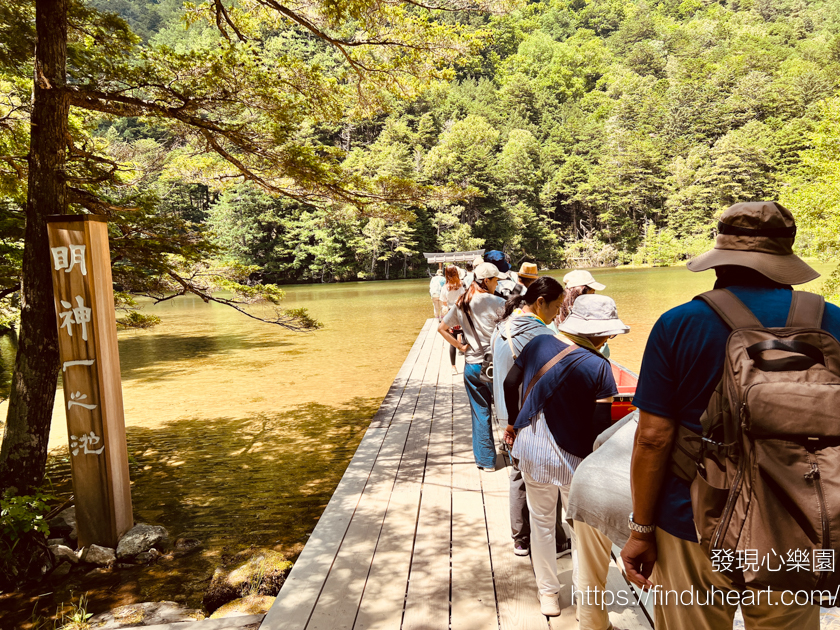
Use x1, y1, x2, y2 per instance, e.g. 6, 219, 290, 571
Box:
563, 269, 606, 291
557, 294, 629, 337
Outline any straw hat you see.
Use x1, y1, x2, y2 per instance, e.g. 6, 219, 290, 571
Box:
686, 201, 819, 285
518, 262, 539, 279
557, 294, 629, 337
474, 262, 501, 281
563, 270, 606, 291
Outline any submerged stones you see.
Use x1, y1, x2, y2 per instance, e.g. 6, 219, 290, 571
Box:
87, 601, 204, 628
174, 537, 202, 554
116, 523, 170, 561
203, 548, 292, 613
209, 594, 276, 619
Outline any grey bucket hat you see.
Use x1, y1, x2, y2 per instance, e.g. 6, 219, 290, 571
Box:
557, 294, 630, 337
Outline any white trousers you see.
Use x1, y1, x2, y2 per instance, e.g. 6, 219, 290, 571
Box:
523, 470, 572, 595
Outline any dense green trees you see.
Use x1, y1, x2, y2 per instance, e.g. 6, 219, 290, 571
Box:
151, 0, 840, 280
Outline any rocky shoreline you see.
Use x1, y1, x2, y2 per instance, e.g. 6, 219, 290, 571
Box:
43, 507, 291, 627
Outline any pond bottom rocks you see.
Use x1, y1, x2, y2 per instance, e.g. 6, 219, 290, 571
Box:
116, 523, 170, 561
203, 548, 292, 613
209, 594, 275, 619
87, 601, 204, 628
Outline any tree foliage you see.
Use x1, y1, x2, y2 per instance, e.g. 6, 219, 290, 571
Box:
109, 0, 840, 280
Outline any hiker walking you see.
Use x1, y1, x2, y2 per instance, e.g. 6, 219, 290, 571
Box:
621, 201, 840, 629
503, 294, 629, 616
439, 262, 505, 470
429, 268, 446, 319
441, 265, 467, 373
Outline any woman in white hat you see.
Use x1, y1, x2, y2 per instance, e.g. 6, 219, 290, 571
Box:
560, 269, 606, 321
439, 262, 505, 470
502, 294, 629, 617
554, 269, 610, 357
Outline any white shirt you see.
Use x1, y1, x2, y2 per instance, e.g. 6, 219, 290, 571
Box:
442, 292, 504, 364
440, 284, 465, 308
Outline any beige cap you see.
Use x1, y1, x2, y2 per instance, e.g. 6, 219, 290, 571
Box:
563, 270, 606, 291
474, 262, 501, 281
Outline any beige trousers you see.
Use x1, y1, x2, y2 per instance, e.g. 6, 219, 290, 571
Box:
652, 528, 820, 630
574, 520, 614, 630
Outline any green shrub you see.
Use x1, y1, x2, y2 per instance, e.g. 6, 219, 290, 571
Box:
0, 490, 56, 591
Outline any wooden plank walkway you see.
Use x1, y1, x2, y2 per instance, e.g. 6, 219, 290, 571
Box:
262, 320, 653, 630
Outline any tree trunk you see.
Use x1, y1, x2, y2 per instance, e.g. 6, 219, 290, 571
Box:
0, 0, 67, 495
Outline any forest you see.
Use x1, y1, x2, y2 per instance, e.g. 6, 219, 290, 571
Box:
3, 0, 840, 299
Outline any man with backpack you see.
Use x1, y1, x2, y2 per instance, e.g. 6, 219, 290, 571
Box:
621, 201, 840, 629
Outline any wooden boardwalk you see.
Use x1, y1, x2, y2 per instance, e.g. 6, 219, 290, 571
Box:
261, 320, 653, 630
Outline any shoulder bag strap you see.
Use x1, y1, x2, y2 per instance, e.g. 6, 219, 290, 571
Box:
506, 318, 517, 359
462, 304, 488, 354
695, 289, 762, 330
785, 291, 825, 328
523, 343, 578, 403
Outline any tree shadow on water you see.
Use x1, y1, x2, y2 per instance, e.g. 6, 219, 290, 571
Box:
8, 397, 380, 628
116, 332, 295, 382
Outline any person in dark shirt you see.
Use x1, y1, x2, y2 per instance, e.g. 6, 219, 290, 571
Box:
504, 294, 629, 617
621, 201, 839, 630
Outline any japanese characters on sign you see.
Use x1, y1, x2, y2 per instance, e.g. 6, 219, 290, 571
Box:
51, 244, 103, 458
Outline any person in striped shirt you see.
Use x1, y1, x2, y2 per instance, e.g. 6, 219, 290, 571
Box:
503, 294, 629, 617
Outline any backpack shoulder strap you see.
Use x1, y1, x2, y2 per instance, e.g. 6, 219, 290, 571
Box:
523, 343, 577, 403
506, 318, 517, 359
695, 289, 762, 330
786, 291, 825, 328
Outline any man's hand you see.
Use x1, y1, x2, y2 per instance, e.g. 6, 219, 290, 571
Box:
620, 532, 657, 590
503, 424, 516, 446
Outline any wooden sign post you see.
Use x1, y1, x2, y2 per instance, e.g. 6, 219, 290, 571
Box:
47, 215, 132, 549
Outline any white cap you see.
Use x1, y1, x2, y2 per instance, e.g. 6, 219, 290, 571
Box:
474, 262, 501, 281
472, 256, 485, 268
563, 269, 606, 291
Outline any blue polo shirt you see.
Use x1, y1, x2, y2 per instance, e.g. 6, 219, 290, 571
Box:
633, 285, 840, 541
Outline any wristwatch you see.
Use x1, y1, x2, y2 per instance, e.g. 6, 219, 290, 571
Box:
628, 512, 656, 534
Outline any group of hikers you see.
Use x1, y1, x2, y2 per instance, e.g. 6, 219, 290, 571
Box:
430, 202, 840, 630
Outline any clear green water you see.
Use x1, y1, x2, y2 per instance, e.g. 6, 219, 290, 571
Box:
1, 263, 835, 623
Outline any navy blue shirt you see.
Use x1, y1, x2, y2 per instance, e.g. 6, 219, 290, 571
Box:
514, 335, 617, 458
633, 286, 840, 541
